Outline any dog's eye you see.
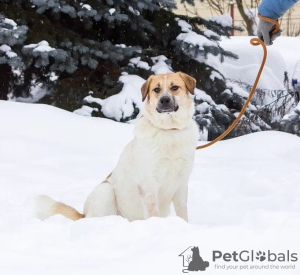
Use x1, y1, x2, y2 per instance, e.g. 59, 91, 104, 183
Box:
153, 87, 160, 93
171, 86, 179, 91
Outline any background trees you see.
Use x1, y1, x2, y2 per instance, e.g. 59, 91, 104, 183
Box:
1, 0, 299, 138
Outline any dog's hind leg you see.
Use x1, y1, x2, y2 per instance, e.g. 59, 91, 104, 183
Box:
84, 182, 118, 218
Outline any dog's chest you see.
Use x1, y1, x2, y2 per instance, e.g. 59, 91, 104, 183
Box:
140, 129, 195, 183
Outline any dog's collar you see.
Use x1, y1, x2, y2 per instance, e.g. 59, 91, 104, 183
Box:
140, 115, 180, 131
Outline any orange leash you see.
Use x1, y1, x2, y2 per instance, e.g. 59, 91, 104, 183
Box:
257, 13, 280, 34
196, 38, 267, 150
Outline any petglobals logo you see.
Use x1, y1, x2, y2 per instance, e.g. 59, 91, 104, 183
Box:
179, 246, 210, 273
212, 250, 298, 262
212, 250, 298, 272
178, 247, 298, 273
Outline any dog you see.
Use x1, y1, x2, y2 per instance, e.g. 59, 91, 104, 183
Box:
37, 72, 199, 222
188, 247, 209, 271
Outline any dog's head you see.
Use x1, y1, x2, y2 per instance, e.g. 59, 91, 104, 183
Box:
141, 72, 196, 130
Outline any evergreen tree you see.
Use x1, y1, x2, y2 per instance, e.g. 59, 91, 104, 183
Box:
1, 0, 278, 141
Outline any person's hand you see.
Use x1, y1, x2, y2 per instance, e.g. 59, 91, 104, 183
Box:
257, 17, 282, 46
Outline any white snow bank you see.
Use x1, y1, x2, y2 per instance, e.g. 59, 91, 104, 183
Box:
218, 36, 286, 89
0, 100, 299, 275
271, 36, 300, 78
218, 36, 300, 89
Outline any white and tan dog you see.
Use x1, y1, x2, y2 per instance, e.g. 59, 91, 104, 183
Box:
37, 72, 199, 222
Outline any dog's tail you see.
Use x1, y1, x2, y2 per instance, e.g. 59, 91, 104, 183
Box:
36, 195, 84, 221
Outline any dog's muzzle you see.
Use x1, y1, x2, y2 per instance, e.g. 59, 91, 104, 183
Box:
156, 96, 179, 113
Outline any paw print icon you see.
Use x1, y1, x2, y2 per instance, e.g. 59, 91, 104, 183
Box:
256, 251, 266, 262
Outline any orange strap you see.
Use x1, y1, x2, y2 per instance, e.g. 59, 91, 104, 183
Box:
257, 13, 280, 34
196, 38, 267, 150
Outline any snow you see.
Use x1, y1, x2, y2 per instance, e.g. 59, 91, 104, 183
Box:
226, 81, 252, 98
224, 81, 257, 111
0, 44, 11, 52
282, 102, 300, 121
83, 95, 103, 106
128, 6, 140, 16
176, 18, 192, 32
194, 88, 216, 105
6, 50, 17, 58
210, 70, 223, 81
203, 29, 219, 38
151, 55, 173, 75
129, 57, 151, 70
244, 8, 259, 35
79, 74, 146, 121
174, 19, 300, 93
293, 60, 300, 80
24, 40, 55, 53
176, 19, 218, 50
196, 101, 210, 113
218, 36, 300, 89
0, 44, 17, 58
1, 100, 299, 275
75, 56, 170, 121
271, 37, 300, 79
4, 18, 17, 29
177, 31, 217, 49
115, 44, 127, 48
216, 37, 286, 90
81, 4, 92, 10
208, 14, 233, 28
109, 8, 116, 15
49, 72, 58, 81
73, 105, 98, 117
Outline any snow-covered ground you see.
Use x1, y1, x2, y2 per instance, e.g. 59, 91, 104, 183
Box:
0, 100, 299, 275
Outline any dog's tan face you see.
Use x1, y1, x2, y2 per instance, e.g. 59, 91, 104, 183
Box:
141, 72, 196, 130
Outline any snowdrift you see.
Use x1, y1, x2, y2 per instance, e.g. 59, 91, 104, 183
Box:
0, 100, 299, 275
218, 36, 300, 90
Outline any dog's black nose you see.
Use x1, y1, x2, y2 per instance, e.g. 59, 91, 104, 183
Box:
156, 95, 177, 113
159, 96, 171, 106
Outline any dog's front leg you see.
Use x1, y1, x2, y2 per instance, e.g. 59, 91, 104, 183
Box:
173, 184, 188, 222
138, 185, 159, 219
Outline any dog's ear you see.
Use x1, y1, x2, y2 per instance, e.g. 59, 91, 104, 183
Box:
141, 75, 154, 102
178, 72, 196, 95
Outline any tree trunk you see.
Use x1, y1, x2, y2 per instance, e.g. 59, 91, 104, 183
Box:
0, 64, 11, 100
235, 0, 254, 36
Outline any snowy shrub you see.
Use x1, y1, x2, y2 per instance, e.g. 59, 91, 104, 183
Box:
280, 103, 300, 136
